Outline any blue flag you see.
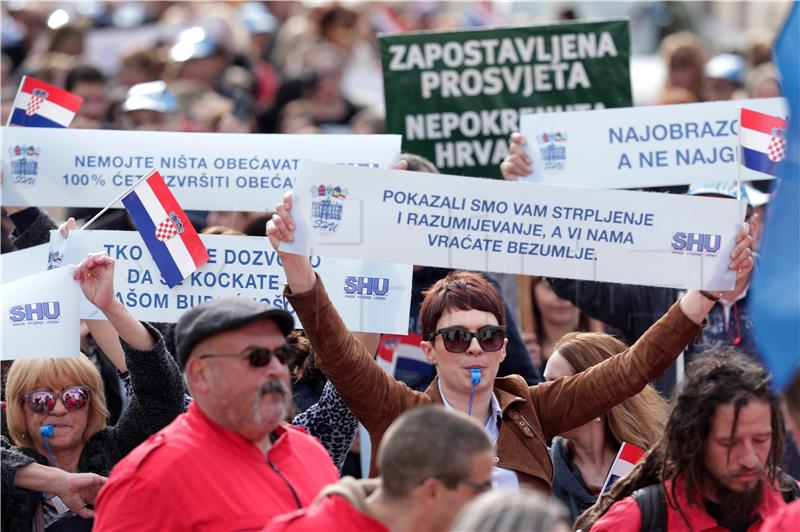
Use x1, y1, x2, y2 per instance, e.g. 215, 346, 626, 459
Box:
752, 2, 800, 390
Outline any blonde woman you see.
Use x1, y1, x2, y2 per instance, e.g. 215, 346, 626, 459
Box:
1, 254, 185, 531
543, 333, 668, 522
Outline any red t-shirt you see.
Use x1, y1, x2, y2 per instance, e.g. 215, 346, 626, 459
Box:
94, 403, 338, 531
592, 477, 794, 532
265, 493, 389, 532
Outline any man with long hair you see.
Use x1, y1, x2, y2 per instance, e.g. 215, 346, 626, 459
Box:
577, 350, 799, 531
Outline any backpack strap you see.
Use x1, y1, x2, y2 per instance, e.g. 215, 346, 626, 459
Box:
632, 483, 668, 532
780, 472, 800, 503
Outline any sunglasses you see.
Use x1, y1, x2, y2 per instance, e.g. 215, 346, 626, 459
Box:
198, 345, 295, 368
434, 475, 493, 494
426, 326, 506, 353
23, 386, 91, 415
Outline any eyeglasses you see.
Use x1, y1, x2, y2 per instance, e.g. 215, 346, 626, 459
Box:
23, 386, 91, 415
198, 345, 295, 368
426, 326, 507, 353
435, 475, 493, 494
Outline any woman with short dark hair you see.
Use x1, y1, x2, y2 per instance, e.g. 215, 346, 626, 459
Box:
268, 192, 753, 492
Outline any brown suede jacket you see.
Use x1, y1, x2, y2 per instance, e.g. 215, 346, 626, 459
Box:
286, 276, 701, 492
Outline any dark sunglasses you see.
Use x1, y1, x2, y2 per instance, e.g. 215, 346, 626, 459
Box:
435, 474, 493, 494
426, 325, 506, 353
198, 345, 295, 368
23, 386, 91, 415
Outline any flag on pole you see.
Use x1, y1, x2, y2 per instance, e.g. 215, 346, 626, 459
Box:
740, 108, 789, 178
8, 76, 83, 128
121, 170, 208, 288
600, 442, 646, 493
752, 2, 800, 391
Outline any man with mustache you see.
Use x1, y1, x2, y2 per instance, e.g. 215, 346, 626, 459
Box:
577, 350, 800, 532
93, 298, 339, 531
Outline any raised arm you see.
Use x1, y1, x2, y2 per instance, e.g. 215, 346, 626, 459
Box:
545, 277, 675, 344
532, 225, 754, 438
268, 192, 428, 434
73, 254, 185, 455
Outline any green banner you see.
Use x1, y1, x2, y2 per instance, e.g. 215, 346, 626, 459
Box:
380, 20, 632, 179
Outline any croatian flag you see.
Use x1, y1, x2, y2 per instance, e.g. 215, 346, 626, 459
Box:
7, 76, 83, 128
600, 442, 646, 493
740, 108, 789, 178
121, 170, 208, 288
376, 333, 433, 378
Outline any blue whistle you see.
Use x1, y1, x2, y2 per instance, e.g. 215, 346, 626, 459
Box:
470, 368, 481, 386
40, 424, 54, 438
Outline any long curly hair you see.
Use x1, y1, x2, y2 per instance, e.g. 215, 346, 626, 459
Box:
575, 349, 786, 531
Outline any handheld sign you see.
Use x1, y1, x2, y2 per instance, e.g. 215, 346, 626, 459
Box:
1, 267, 80, 360
381, 19, 632, 179
1, 127, 400, 210
49, 230, 413, 334
282, 161, 744, 291
520, 97, 787, 188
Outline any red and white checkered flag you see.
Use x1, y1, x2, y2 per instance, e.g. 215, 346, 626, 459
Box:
155, 217, 179, 242
25, 92, 46, 116
767, 135, 786, 162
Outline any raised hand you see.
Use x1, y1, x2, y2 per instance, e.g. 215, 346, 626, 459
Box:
73, 253, 116, 311
499, 132, 532, 181
267, 191, 296, 251
720, 222, 754, 301
58, 217, 77, 238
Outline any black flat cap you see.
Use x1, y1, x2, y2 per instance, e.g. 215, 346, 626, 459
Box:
175, 297, 294, 368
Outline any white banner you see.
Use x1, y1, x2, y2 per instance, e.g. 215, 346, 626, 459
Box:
520, 97, 787, 188
1, 267, 80, 359
49, 231, 412, 334
1, 244, 49, 284
282, 161, 745, 290
1, 128, 401, 210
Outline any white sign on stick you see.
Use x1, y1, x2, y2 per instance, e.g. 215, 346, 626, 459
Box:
520, 97, 787, 188
282, 161, 745, 290
49, 231, 412, 334
2, 127, 401, 210
1, 267, 80, 360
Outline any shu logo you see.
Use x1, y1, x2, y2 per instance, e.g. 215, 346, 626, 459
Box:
8, 302, 61, 326
344, 276, 389, 300
671, 232, 721, 257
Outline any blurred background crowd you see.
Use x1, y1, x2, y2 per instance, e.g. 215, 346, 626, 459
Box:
0, 1, 792, 138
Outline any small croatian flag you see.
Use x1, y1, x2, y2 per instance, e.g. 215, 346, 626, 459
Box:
121, 170, 208, 288
376, 333, 433, 378
8, 76, 83, 128
600, 442, 646, 493
740, 108, 789, 178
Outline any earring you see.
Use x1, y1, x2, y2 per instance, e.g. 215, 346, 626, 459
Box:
594, 417, 602, 423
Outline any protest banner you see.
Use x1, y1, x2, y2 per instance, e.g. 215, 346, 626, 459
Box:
1, 127, 401, 210
520, 97, 787, 188
0, 243, 49, 284
281, 161, 745, 290
1, 266, 80, 359
49, 230, 412, 334
380, 19, 631, 179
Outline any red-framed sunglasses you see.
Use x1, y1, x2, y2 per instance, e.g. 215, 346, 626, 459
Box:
23, 386, 91, 415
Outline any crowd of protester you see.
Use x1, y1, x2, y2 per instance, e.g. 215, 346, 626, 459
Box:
2, 2, 799, 531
